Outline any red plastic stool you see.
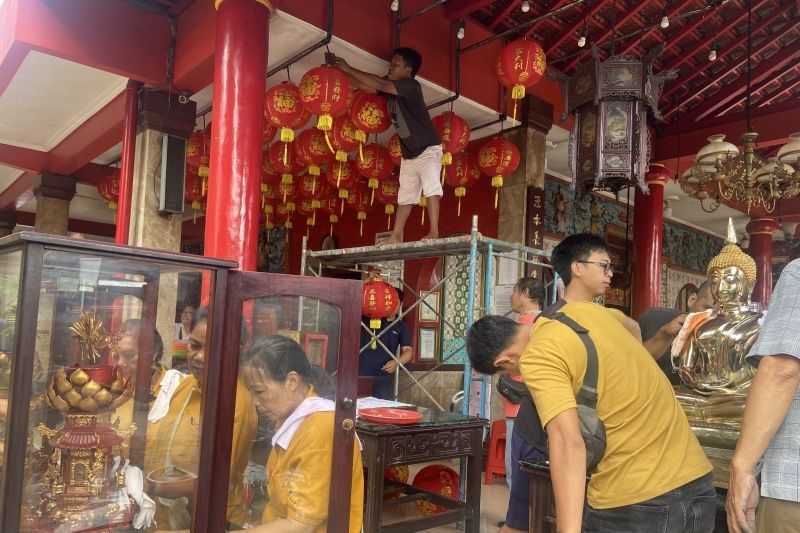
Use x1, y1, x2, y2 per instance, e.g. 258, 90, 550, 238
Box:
484, 419, 507, 485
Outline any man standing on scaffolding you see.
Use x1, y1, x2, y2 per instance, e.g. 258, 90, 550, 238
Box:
332, 48, 443, 244
358, 288, 413, 399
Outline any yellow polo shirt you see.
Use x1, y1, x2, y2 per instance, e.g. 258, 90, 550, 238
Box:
263, 411, 363, 532
519, 301, 711, 509
144, 374, 257, 526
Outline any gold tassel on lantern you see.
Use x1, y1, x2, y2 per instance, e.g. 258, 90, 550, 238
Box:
511, 85, 525, 123
339, 188, 348, 215
385, 204, 395, 231
280, 127, 294, 143
311, 199, 321, 225
492, 175, 504, 209
192, 200, 201, 224
329, 213, 338, 236
355, 131, 367, 163
358, 211, 367, 237
317, 115, 335, 153
308, 167, 320, 194
370, 317, 382, 348
441, 152, 453, 185
368, 178, 378, 205
455, 186, 466, 216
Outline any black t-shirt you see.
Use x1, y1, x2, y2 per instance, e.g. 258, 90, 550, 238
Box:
638, 307, 682, 385
358, 318, 413, 381
381, 78, 440, 159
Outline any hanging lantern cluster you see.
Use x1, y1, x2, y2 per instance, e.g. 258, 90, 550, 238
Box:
444, 153, 481, 216
268, 142, 303, 201
361, 278, 400, 347
186, 125, 211, 194
296, 128, 330, 195
97, 169, 120, 210
345, 180, 374, 237
265, 81, 311, 165
350, 91, 391, 161
478, 138, 520, 208
432, 111, 470, 184
375, 173, 400, 231
495, 39, 546, 121
299, 65, 351, 150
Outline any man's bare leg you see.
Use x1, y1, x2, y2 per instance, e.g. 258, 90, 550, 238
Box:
422, 195, 441, 240
378, 203, 413, 245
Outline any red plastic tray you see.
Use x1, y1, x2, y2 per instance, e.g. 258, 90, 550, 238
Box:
358, 407, 422, 425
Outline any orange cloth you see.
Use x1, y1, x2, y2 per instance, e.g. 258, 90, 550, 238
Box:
501, 311, 539, 418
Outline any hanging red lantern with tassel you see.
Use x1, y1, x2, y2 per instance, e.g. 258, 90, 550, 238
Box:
375, 173, 400, 232
269, 142, 303, 200
185, 165, 206, 223
345, 180, 374, 237
350, 91, 391, 161
265, 81, 311, 169
496, 39, 546, 121
478, 138, 520, 209
361, 278, 400, 347
329, 114, 360, 180
97, 169, 120, 210
186, 126, 211, 194
261, 182, 281, 230
299, 174, 329, 228
276, 194, 297, 230
444, 153, 482, 216
356, 143, 394, 205
432, 111, 470, 184
388, 134, 403, 166
263, 120, 277, 144
299, 65, 351, 151
278, 179, 298, 207
262, 149, 280, 185
296, 128, 330, 195
297, 198, 317, 237
325, 158, 358, 198
321, 191, 340, 236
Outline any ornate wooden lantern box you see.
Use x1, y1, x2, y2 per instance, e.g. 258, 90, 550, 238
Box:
558, 44, 676, 193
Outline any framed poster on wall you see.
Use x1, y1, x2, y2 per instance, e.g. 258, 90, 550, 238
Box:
418, 327, 438, 361
418, 291, 440, 322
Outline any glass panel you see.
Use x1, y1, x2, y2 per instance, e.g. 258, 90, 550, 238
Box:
20, 249, 212, 532
0, 249, 21, 489
228, 295, 361, 531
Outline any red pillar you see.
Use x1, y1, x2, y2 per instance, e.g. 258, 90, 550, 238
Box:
115, 80, 142, 245
631, 164, 670, 319
204, 0, 270, 270
746, 218, 778, 308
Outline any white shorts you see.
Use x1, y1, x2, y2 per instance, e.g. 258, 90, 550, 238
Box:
397, 144, 444, 205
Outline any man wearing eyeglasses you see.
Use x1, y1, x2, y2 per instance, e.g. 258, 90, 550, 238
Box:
467, 234, 713, 533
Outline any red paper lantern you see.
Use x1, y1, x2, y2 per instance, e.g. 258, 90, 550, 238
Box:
331, 115, 360, 163
478, 137, 520, 208
375, 174, 400, 231
298, 197, 318, 235
185, 165, 205, 222
432, 111, 470, 183
361, 278, 400, 338
264, 81, 311, 143
496, 39, 546, 120
388, 134, 403, 166
278, 179, 298, 206
186, 127, 211, 191
345, 180, 374, 237
263, 120, 277, 144
261, 182, 280, 230
262, 148, 280, 185
412, 465, 460, 516
97, 169, 120, 210
350, 91, 391, 160
298, 173, 330, 208
299, 66, 351, 139
296, 128, 331, 193
276, 202, 296, 230
325, 158, 358, 191
269, 141, 303, 195
320, 191, 340, 236
356, 143, 394, 205
444, 153, 482, 216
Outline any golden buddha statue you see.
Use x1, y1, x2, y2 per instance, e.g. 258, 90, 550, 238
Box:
671, 219, 762, 485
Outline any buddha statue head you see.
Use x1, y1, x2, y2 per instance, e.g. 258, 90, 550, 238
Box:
706, 220, 757, 308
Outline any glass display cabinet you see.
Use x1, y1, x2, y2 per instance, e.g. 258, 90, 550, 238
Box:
0, 232, 362, 532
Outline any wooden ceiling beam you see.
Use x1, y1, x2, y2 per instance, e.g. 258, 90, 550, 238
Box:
544, 0, 606, 55
488, 0, 520, 29
757, 72, 800, 107
618, 0, 695, 55
524, 0, 580, 39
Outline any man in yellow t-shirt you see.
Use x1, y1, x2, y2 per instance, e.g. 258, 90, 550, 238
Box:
467, 234, 714, 533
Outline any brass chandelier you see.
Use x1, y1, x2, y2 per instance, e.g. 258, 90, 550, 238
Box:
680, 0, 800, 214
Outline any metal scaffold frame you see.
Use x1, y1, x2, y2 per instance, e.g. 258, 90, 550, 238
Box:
300, 215, 557, 419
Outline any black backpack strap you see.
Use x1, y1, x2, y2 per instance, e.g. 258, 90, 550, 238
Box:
548, 311, 599, 410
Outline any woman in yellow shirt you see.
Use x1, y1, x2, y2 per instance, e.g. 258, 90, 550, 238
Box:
239, 335, 363, 533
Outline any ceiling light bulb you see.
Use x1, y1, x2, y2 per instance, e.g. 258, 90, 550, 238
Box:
521, 1, 530, 12
390, 0, 399, 12
578, 35, 586, 47
708, 49, 717, 61
457, 26, 465, 39
660, 15, 669, 28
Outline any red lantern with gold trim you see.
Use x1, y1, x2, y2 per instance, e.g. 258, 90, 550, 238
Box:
478, 138, 520, 209
432, 111, 470, 184
263, 120, 277, 144
262, 148, 280, 185
261, 182, 280, 230
299, 66, 351, 147
297, 198, 318, 237
331, 115, 360, 162
269, 141, 303, 200
412, 465, 460, 516
320, 190, 340, 236
325, 158, 358, 192
186, 126, 211, 192
496, 39, 546, 120
296, 128, 330, 195
356, 143, 394, 205
185, 165, 205, 222
265, 81, 310, 142
345, 180, 374, 237
444, 153, 482, 216
350, 91, 391, 161
361, 278, 400, 345
97, 169, 120, 210
388, 134, 403, 166
278, 179, 298, 207
375, 173, 400, 232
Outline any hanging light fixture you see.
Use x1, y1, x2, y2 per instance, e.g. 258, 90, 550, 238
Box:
660, 13, 670, 28
521, 0, 531, 13
681, 0, 800, 213
390, 0, 399, 12
457, 20, 465, 40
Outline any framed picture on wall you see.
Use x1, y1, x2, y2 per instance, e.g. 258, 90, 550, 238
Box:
418, 291, 440, 322
418, 327, 438, 361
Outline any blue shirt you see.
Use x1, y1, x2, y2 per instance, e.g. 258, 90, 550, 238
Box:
358, 318, 413, 380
